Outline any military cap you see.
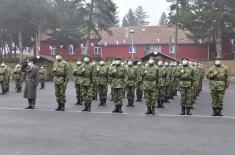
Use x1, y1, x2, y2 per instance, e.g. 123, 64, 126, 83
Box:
29, 57, 38, 64
215, 56, 221, 60
115, 57, 122, 61
182, 57, 189, 61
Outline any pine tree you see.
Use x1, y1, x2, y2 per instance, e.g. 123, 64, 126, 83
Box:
159, 12, 169, 25
135, 6, 150, 26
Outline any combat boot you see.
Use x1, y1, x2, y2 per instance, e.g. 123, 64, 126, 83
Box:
75, 100, 81, 105
118, 105, 123, 113
156, 100, 161, 108
160, 100, 165, 108
55, 103, 61, 111
102, 99, 107, 106
87, 102, 91, 112
136, 95, 140, 102
212, 107, 217, 116
180, 106, 185, 115
126, 99, 131, 107
186, 108, 192, 115
98, 99, 103, 106
130, 100, 135, 107
145, 106, 152, 115
112, 105, 118, 113
60, 103, 65, 111
82, 103, 88, 111
217, 107, 223, 116
152, 106, 156, 115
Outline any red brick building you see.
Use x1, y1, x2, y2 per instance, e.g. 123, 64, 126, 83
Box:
39, 26, 234, 61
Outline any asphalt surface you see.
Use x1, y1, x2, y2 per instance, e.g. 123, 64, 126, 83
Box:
0, 81, 235, 155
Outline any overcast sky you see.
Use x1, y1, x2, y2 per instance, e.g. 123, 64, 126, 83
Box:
113, 0, 170, 26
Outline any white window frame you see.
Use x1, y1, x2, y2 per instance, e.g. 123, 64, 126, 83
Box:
69, 44, 75, 55
50, 46, 56, 55
81, 47, 86, 55
94, 46, 101, 55
129, 45, 137, 53
169, 44, 176, 54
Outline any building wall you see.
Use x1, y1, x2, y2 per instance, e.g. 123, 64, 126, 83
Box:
39, 43, 211, 61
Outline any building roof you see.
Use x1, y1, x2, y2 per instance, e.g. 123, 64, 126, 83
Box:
99, 26, 194, 46
141, 52, 180, 62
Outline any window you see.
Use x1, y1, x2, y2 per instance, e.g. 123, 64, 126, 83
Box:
94, 46, 101, 55
69, 44, 75, 55
50, 46, 56, 55
81, 47, 86, 55
129, 45, 137, 53
169, 44, 176, 53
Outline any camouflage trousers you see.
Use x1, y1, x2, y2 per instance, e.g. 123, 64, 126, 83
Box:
157, 86, 165, 101
15, 79, 22, 89
40, 79, 45, 88
113, 88, 123, 105
165, 85, 170, 98
75, 84, 82, 102
180, 87, 192, 108
136, 82, 143, 97
55, 84, 66, 104
98, 84, 108, 100
126, 85, 135, 100
92, 82, 98, 99
144, 90, 157, 106
211, 90, 225, 108
81, 85, 92, 103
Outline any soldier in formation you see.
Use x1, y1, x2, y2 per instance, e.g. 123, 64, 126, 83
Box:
13, 64, 24, 92
52, 51, 69, 111
206, 56, 229, 116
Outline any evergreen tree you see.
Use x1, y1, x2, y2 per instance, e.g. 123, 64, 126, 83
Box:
135, 6, 150, 26
159, 12, 169, 25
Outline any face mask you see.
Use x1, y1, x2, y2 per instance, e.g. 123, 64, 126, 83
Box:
84, 57, 90, 63
137, 62, 141, 66
77, 61, 82, 65
174, 63, 177, 67
116, 60, 121, 65
128, 61, 133, 66
215, 60, 221, 66
112, 61, 116, 65
56, 55, 62, 60
164, 62, 169, 66
182, 60, 188, 66
149, 59, 154, 65
158, 61, 163, 66
28, 62, 33, 67
100, 61, 105, 65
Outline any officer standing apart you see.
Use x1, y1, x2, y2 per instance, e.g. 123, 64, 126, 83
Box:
177, 58, 195, 115
206, 56, 229, 116
110, 58, 125, 113
39, 66, 47, 89
24, 57, 39, 109
143, 57, 158, 115
52, 51, 69, 111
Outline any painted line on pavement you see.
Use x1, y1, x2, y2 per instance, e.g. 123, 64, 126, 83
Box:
0, 106, 235, 119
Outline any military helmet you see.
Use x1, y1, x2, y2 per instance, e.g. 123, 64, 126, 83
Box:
215, 56, 222, 60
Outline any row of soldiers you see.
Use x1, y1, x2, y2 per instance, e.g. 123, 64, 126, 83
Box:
52, 51, 206, 115
0, 62, 47, 95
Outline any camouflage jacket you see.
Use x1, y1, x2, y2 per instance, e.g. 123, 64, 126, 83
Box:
52, 60, 69, 85
157, 66, 167, 87
109, 65, 125, 89
97, 65, 109, 86
125, 66, 137, 87
206, 65, 229, 91
143, 64, 158, 90
39, 68, 47, 80
0, 67, 6, 82
13, 68, 23, 80
177, 65, 195, 88
73, 64, 83, 85
78, 63, 92, 86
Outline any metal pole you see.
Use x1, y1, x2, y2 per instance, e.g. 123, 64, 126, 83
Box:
174, 0, 179, 59
131, 33, 134, 60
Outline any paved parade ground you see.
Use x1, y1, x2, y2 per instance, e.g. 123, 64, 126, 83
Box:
1, 81, 235, 155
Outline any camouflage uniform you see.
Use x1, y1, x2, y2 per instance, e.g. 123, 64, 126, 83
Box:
91, 61, 98, 100
5, 66, 11, 93
52, 58, 69, 111
125, 61, 137, 107
143, 59, 158, 114
97, 61, 109, 106
39, 67, 47, 89
135, 62, 144, 102
164, 63, 171, 103
109, 58, 125, 113
79, 58, 93, 112
73, 61, 83, 105
0, 64, 7, 95
156, 63, 167, 108
177, 59, 195, 115
206, 57, 229, 116
13, 65, 23, 92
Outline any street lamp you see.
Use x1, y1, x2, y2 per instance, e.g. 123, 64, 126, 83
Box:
130, 29, 135, 60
